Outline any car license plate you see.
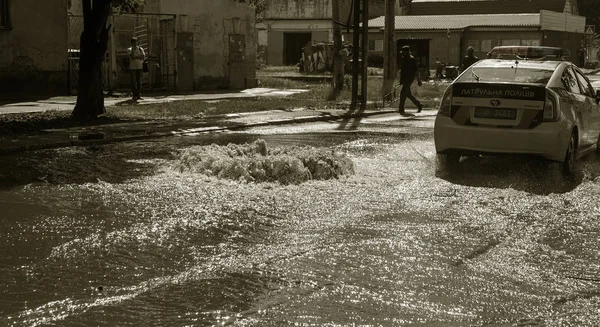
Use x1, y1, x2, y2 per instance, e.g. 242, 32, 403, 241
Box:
474, 107, 517, 120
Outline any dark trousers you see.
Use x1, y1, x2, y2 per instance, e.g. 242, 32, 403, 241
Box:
399, 82, 421, 112
130, 69, 142, 99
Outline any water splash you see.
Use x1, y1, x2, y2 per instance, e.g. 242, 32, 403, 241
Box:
174, 139, 354, 185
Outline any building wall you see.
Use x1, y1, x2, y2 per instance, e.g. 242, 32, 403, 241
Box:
265, 0, 332, 19
540, 10, 586, 33
260, 0, 396, 66
462, 29, 542, 57
367, 28, 545, 72
365, 30, 462, 67
339, 0, 391, 22
0, 0, 69, 96
264, 20, 332, 65
264, 0, 391, 20
543, 30, 584, 62
150, 0, 256, 90
394, 31, 463, 66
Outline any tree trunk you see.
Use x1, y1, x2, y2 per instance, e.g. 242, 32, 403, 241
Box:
72, 0, 111, 121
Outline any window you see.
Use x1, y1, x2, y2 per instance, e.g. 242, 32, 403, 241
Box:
574, 69, 595, 98
368, 40, 384, 52
0, 0, 9, 28
501, 39, 520, 46
457, 67, 554, 84
561, 67, 581, 94
481, 40, 500, 52
467, 39, 480, 52
368, 40, 375, 51
521, 39, 540, 46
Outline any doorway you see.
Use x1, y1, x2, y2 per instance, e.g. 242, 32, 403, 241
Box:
284, 32, 312, 65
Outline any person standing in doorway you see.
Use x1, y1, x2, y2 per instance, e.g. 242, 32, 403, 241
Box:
460, 46, 479, 72
128, 37, 145, 101
398, 45, 423, 114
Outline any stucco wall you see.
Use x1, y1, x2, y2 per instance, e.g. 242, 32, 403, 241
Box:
263, 20, 333, 65
540, 10, 586, 33
366, 30, 462, 66
543, 30, 583, 63
157, 0, 257, 89
264, 0, 388, 21
266, 0, 332, 19
0, 0, 69, 95
366, 28, 544, 71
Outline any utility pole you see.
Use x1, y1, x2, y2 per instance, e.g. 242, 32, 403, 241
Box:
350, 0, 361, 110
361, 0, 369, 111
330, 0, 344, 99
350, 0, 369, 111
382, 0, 395, 104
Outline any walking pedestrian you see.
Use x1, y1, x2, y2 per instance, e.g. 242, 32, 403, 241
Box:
398, 45, 423, 114
128, 37, 145, 101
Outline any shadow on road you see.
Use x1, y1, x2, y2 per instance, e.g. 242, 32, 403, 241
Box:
0, 113, 136, 137
435, 155, 588, 195
336, 107, 366, 131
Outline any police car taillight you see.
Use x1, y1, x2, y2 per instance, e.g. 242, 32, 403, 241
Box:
438, 86, 453, 116
543, 91, 559, 122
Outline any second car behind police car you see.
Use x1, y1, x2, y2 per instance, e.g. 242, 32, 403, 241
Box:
434, 46, 600, 174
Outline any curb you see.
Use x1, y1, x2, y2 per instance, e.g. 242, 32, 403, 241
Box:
0, 109, 432, 155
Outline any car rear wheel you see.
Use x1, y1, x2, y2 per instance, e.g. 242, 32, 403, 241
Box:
436, 153, 460, 172
562, 132, 576, 175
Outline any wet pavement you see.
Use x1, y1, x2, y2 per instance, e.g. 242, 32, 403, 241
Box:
1, 70, 600, 326
0, 106, 413, 155
1, 114, 600, 326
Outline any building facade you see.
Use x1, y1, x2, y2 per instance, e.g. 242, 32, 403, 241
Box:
258, 0, 393, 66
70, 0, 257, 94
149, 0, 257, 90
0, 0, 69, 97
367, 0, 585, 75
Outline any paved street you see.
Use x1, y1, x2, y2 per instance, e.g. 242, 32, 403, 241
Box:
1, 114, 599, 326
588, 70, 600, 90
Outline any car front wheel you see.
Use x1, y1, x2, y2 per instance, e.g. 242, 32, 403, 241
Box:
562, 132, 576, 175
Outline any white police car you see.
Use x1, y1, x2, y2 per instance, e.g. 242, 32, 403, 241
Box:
434, 46, 600, 174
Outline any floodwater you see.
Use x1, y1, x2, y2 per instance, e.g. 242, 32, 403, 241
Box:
1, 116, 600, 326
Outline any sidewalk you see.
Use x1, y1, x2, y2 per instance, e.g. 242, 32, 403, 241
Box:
0, 104, 431, 155
0, 88, 310, 115
0, 86, 434, 155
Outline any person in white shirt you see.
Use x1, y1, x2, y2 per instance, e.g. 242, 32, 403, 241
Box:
128, 37, 146, 100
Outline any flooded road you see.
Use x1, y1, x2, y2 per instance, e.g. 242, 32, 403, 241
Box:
1, 114, 600, 326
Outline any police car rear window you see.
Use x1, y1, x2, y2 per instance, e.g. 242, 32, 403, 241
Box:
457, 67, 554, 85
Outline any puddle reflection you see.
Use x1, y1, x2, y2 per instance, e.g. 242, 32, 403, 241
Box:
435, 154, 593, 195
